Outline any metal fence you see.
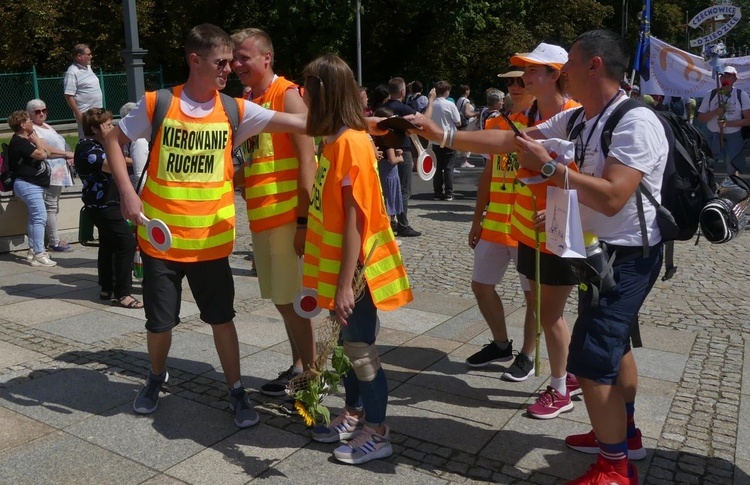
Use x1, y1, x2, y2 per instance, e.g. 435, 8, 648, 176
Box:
0, 66, 164, 123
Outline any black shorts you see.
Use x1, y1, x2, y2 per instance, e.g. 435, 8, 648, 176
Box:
517, 242, 577, 286
142, 253, 236, 333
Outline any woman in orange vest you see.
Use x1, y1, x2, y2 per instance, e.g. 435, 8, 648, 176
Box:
301, 54, 412, 466
509, 43, 583, 420
466, 67, 538, 381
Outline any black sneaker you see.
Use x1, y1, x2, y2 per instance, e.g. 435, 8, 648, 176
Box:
261, 366, 298, 396
445, 195, 454, 201
466, 340, 513, 368
502, 353, 535, 382
398, 226, 422, 237
433, 194, 443, 200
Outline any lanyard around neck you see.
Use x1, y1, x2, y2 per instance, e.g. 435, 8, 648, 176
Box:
572, 91, 622, 167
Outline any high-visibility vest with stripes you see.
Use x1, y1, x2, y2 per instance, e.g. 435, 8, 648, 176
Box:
139, 85, 242, 262
243, 76, 300, 232
302, 129, 412, 311
510, 99, 580, 253
480, 111, 529, 246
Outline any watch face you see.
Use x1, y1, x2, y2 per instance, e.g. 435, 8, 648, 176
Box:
542, 161, 555, 177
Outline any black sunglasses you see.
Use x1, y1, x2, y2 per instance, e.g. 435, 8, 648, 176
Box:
197, 54, 232, 70
33, 108, 48, 115
506, 77, 525, 88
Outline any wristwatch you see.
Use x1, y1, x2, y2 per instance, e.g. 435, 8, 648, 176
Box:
540, 160, 558, 179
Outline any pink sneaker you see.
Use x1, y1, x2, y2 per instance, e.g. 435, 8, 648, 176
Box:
567, 373, 583, 397
528, 386, 574, 419
565, 428, 647, 461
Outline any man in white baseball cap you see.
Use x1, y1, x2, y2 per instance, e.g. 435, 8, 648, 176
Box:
697, 63, 750, 177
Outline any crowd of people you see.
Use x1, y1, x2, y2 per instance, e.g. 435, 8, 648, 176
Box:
3, 23, 704, 485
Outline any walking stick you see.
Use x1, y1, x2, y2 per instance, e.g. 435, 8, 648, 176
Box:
717, 74, 726, 155
532, 195, 542, 377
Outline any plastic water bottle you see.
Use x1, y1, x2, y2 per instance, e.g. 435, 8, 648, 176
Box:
133, 246, 144, 280
582, 232, 616, 293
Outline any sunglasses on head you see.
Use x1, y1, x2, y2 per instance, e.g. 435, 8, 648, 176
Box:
506, 77, 525, 88
33, 108, 48, 115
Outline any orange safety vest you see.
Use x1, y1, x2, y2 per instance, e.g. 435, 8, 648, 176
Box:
510, 99, 580, 253
302, 129, 412, 311
243, 76, 301, 232
139, 85, 242, 262
480, 111, 529, 246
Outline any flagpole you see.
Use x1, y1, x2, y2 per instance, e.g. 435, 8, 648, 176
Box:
632, 0, 651, 91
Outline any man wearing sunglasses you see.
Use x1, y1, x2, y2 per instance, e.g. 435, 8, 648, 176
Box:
64, 44, 103, 138
103, 23, 309, 431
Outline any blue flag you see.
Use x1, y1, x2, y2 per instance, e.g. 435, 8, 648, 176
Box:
633, 0, 651, 81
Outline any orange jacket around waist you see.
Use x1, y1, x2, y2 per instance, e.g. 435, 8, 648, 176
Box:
243, 76, 300, 232
139, 85, 242, 262
302, 129, 412, 311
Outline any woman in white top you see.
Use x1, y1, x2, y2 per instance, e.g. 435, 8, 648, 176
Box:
26, 99, 75, 252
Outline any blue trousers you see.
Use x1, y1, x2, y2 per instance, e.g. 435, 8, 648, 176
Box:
13, 178, 47, 253
709, 130, 747, 174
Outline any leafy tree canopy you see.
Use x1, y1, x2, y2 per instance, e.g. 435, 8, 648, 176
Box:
2, 0, 749, 98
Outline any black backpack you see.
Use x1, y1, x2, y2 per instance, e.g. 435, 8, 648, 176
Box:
567, 98, 716, 280
0, 143, 13, 192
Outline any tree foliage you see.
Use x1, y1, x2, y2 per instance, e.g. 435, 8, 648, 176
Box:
2, 0, 750, 98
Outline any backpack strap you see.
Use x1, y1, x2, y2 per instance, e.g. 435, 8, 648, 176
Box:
565, 107, 585, 140
136, 88, 174, 194
218, 92, 245, 166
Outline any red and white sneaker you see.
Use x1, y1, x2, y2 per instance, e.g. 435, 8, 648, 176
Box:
565, 428, 647, 461
567, 373, 583, 397
565, 455, 638, 484
528, 386, 574, 419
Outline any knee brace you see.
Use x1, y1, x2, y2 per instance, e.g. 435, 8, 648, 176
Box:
343, 341, 381, 382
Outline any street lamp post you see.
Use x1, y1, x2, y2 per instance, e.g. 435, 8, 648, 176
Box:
120, 0, 147, 101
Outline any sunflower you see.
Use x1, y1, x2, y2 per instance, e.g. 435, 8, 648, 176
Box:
295, 400, 315, 427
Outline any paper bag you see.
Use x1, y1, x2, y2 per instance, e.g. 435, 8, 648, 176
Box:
545, 184, 586, 258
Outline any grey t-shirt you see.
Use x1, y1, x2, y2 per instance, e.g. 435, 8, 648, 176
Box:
63, 63, 103, 112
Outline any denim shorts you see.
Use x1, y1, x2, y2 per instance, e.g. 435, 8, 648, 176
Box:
567, 244, 663, 385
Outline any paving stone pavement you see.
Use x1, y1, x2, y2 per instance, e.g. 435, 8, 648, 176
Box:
0, 169, 748, 484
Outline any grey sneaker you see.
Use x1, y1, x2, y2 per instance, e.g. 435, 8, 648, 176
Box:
261, 366, 298, 397
502, 353, 535, 382
333, 425, 393, 465
311, 410, 362, 443
26, 249, 34, 261
31, 252, 57, 267
133, 370, 168, 414
229, 386, 259, 428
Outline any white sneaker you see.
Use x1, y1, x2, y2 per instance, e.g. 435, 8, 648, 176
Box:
31, 252, 57, 267
26, 249, 34, 261
461, 161, 475, 168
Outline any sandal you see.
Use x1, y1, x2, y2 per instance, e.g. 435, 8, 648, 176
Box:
114, 295, 144, 309
100, 291, 113, 301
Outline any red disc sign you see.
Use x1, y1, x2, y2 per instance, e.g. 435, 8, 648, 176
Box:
140, 213, 172, 252
294, 288, 322, 318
